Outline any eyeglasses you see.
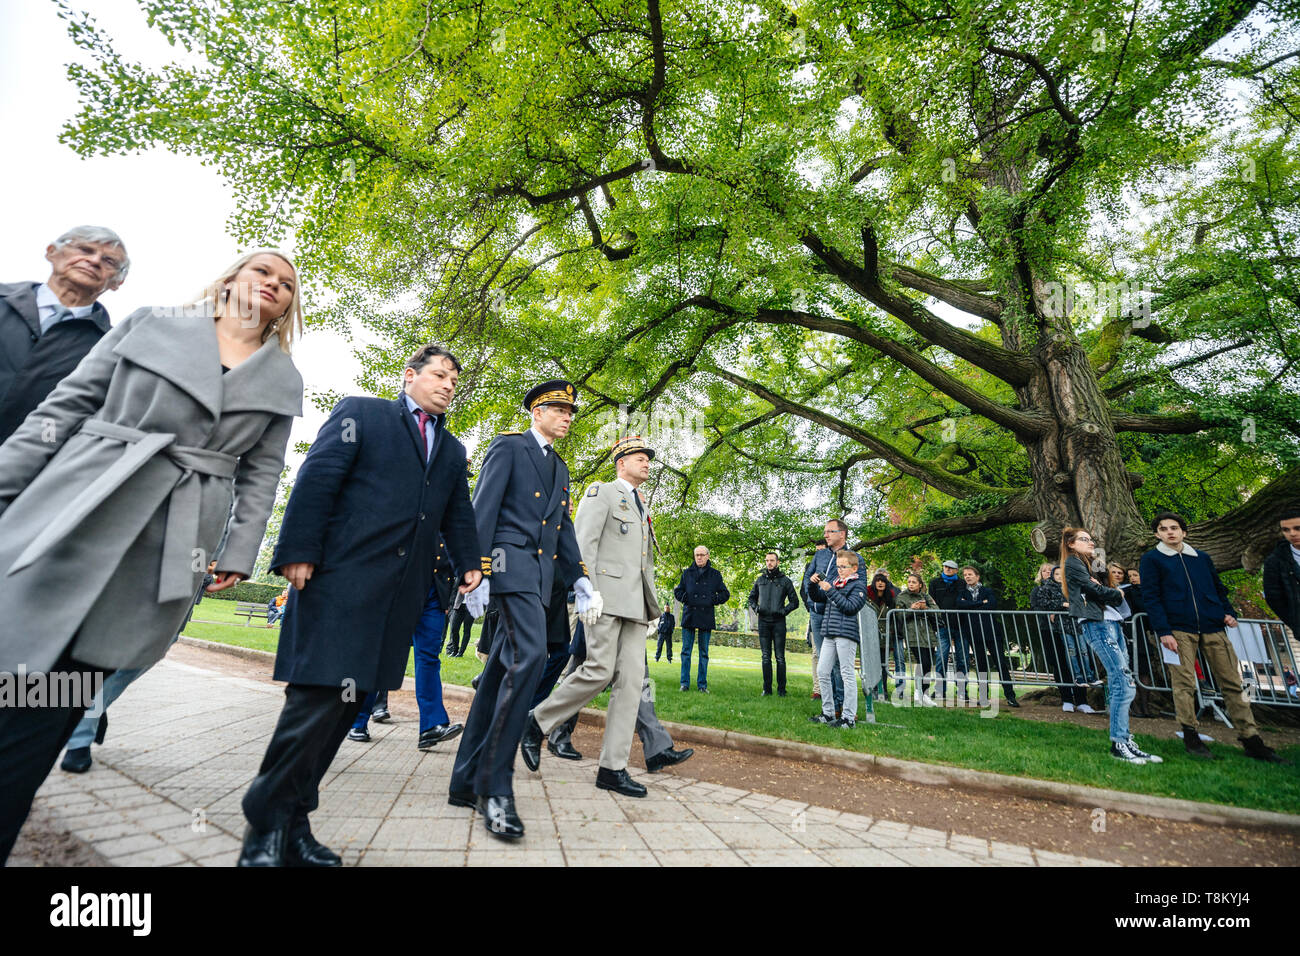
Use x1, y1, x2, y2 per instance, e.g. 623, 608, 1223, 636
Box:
1075, 535, 1094, 543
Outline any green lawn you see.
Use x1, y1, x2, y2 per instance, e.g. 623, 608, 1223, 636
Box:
184, 607, 1300, 814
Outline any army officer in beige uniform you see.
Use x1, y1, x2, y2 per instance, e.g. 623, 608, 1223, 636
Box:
522, 436, 659, 796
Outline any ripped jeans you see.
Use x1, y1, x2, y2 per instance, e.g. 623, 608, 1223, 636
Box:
1079, 620, 1136, 743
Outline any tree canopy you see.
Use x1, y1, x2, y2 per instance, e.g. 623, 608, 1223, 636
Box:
59, 0, 1300, 596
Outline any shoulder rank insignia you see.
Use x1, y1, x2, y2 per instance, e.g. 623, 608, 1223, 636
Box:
585, 484, 600, 497
499, 430, 522, 435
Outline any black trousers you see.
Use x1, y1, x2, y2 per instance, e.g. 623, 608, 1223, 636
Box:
655, 631, 673, 661
757, 617, 787, 693
447, 606, 475, 656
968, 628, 1016, 701
0, 648, 111, 864
1048, 626, 1087, 706
450, 591, 547, 798
242, 684, 364, 833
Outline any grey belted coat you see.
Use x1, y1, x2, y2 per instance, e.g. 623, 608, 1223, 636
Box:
0, 305, 302, 674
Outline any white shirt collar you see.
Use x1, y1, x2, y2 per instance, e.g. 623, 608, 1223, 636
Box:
35, 283, 94, 319
529, 426, 551, 454
615, 476, 638, 496
1290, 543, 1300, 563
1156, 541, 1198, 557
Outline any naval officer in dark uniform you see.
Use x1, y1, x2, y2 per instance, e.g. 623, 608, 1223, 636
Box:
448, 380, 601, 839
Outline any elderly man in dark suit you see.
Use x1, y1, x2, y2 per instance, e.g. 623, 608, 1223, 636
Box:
237, 343, 486, 867
0, 226, 128, 445
448, 379, 600, 840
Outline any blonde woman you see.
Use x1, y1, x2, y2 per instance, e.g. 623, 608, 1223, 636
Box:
0, 250, 304, 862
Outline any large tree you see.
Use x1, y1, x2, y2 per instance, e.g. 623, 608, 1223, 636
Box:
61, 0, 1300, 575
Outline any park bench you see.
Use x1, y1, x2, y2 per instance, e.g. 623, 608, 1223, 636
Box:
233, 601, 274, 627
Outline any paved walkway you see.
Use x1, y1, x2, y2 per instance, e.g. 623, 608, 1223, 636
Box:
26, 658, 1112, 866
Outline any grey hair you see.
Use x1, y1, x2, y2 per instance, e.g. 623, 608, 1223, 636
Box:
52, 226, 130, 281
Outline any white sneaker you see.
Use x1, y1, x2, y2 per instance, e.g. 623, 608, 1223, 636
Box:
1127, 738, 1163, 764
1110, 740, 1148, 764
1077, 704, 1098, 714
1062, 703, 1075, 713
920, 695, 940, 707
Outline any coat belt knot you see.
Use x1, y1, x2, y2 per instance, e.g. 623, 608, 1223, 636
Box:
7, 418, 238, 604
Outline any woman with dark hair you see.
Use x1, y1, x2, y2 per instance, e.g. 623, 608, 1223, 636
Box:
0, 250, 304, 862
867, 572, 899, 696
1061, 529, 1162, 765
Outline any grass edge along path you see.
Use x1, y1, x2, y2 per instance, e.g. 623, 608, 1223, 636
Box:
182, 609, 1300, 815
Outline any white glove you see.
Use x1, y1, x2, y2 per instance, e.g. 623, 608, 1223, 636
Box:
573, 576, 604, 627
465, 578, 490, 619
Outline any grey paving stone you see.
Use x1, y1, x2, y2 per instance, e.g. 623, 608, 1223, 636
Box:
888, 845, 989, 866
563, 849, 661, 866
734, 847, 825, 866
112, 845, 189, 867
685, 803, 769, 824
555, 820, 648, 851
815, 846, 911, 866
93, 833, 168, 858
703, 821, 804, 849
466, 849, 566, 866
619, 799, 688, 822
371, 816, 472, 851
632, 821, 729, 851
653, 849, 748, 867
550, 799, 630, 822
359, 850, 467, 867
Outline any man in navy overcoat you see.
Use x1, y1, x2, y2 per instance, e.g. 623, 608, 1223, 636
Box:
238, 343, 485, 866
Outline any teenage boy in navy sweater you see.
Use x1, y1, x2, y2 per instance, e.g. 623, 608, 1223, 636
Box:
1139, 511, 1286, 763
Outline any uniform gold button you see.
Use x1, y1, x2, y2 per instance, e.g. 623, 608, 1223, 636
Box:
541, 520, 547, 526
538, 548, 543, 554
553, 554, 558, 559
534, 492, 541, 497
561, 500, 566, 506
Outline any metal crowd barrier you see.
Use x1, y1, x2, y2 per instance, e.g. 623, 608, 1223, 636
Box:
1128, 613, 1300, 713
880, 607, 1102, 703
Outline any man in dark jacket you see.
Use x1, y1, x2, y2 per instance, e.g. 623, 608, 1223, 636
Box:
1262, 506, 1300, 638
673, 546, 730, 692
928, 559, 968, 702
656, 607, 675, 662
238, 344, 486, 866
1140, 510, 1285, 763
0, 226, 128, 444
748, 552, 799, 696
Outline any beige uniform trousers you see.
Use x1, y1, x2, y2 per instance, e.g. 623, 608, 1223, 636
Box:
533, 614, 648, 771
1169, 629, 1258, 737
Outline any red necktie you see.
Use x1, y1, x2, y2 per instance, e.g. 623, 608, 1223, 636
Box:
417, 410, 432, 461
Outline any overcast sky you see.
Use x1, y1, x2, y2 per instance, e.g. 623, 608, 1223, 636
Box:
0, 0, 360, 468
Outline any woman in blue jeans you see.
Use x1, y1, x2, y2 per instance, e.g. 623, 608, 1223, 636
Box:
1061, 528, 1162, 765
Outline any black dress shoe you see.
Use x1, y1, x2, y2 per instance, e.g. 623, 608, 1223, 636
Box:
60, 746, 92, 774
520, 712, 543, 772
596, 766, 647, 797
286, 827, 342, 867
645, 747, 694, 773
547, 738, 583, 760
94, 713, 108, 745
237, 826, 287, 867
479, 795, 525, 839
447, 789, 477, 809
372, 708, 391, 724
1005, 696, 1021, 708
418, 723, 464, 751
